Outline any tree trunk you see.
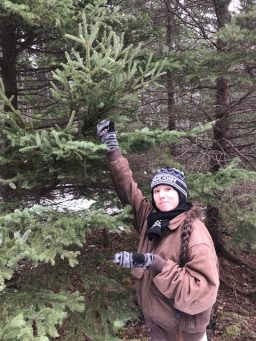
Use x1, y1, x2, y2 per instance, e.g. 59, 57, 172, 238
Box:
210, 0, 232, 170
205, 205, 224, 253
210, 76, 230, 171
165, 0, 177, 156
206, 0, 232, 246
0, 18, 18, 109
166, 1, 175, 130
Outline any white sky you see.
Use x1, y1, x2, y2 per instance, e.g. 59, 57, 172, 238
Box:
228, 0, 241, 12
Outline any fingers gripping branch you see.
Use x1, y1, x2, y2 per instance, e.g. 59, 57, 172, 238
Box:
96, 119, 118, 150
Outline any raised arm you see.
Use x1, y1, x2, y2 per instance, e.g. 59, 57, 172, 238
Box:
97, 120, 152, 233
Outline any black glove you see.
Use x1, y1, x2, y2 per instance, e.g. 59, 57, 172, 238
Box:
96, 119, 119, 150
113, 251, 155, 269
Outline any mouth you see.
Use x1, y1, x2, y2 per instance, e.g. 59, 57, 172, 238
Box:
159, 203, 171, 207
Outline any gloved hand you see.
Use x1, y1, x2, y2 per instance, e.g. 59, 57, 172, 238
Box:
96, 119, 119, 150
113, 251, 155, 269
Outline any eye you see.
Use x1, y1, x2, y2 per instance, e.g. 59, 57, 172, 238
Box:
153, 188, 160, 194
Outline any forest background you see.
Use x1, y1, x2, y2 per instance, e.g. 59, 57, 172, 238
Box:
0, 0, 255, 340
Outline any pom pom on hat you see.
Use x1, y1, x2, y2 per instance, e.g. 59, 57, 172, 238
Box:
151, 167, 188, 201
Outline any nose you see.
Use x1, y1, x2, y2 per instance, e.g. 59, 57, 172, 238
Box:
159, 189, 166, 198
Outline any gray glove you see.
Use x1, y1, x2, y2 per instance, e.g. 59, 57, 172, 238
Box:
113, 251, 155, 269
96, 119, 119, 150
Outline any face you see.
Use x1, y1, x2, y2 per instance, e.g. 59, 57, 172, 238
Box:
153, 185, 179, 212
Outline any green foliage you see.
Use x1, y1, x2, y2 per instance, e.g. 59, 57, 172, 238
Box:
188, 159, 256, 202
170, 47, 254, 85
165, 7, 256, 86
219, 7, 256, 46
119, 122, 214, 153
188, 160, 256, 249
228, 207, 256, 251
224, 324, 241, 338
0, 204, 131, 289
0, 290, 84, 340
0, 203, 134, 339
0, 80, 25, 140
0, 84, 106, 189
1, 0, 167, 191
51, 0, 166, 129
0, 228, 139, 341
0, 0, 74, 26
81, 264, 138, 340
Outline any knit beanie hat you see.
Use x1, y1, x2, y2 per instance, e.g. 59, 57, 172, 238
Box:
151, 167, 188, 203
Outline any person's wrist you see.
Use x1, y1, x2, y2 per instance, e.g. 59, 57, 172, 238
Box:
102, 132, 119, 150
150, 254, 167, 274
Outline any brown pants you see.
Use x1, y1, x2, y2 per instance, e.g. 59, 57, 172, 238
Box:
146, 323, 207, 341
180, 330, 207, 341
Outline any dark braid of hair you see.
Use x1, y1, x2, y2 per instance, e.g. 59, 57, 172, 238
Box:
179, 204, 201, 267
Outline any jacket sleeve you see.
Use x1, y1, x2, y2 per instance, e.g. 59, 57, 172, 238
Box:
107, 148, 151, 233
152, 243, 219, 315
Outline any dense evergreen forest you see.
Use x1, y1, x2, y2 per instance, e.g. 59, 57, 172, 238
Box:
0, 0, 255, 340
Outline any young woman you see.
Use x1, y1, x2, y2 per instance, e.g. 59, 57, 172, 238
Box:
97, 120, 219, 341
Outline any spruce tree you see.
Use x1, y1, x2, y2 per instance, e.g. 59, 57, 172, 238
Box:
0, 1, 166, 339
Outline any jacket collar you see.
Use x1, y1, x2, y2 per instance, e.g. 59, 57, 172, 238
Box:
168, 204, 200, 230
168, 212, 187, 230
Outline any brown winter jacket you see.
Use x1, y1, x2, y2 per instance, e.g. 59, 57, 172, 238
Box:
108, 148, 219, 334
